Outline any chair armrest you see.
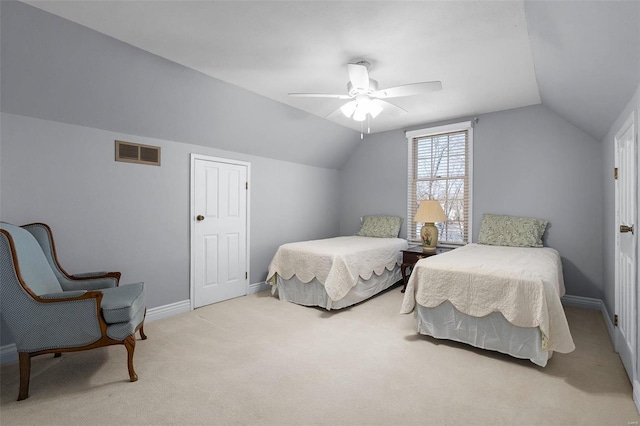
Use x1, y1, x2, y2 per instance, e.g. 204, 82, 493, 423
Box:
39, 290, 87, 300
60, 275, 119, 291
70, 271, 121, 284
72, 271, 107, 278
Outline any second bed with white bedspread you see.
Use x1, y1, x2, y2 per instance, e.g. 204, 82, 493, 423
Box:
401, 243, 575, 366
268, 236, 408, 310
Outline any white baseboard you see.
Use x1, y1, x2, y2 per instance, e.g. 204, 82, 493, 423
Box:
634, 379, 640, 416
561, 294, 602, 310
146, 299, 191, 322
599, 300, 616, 343
561, 294, 616, 343
0, 343, 18, 365
248, 281, 270, 295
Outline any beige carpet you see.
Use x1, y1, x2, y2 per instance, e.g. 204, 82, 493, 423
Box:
1, 286, 638, 426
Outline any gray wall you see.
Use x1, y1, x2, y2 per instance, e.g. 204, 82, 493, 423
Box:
339, 104, 603, 299
0, 0, 630, 354
0, 1, 359, 171
0, 0, 355, 296
0, 1, 352, 345
1, 112, 341, 299
0, 112, 342, 344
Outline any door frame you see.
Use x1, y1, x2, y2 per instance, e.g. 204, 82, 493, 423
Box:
189, 153, 251, 311
613, 111, 637, 385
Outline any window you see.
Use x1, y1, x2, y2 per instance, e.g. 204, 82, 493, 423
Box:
406, 122, 473, 246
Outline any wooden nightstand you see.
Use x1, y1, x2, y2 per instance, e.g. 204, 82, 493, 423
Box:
400, 246, 453, 292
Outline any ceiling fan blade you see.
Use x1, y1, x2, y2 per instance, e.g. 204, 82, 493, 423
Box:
288, 93, 352, 99
325, 100, 358, 119
373, 99, 407, 115
325, 106, 346, 118
373, 81, 442, 99
347, 63, 370, 91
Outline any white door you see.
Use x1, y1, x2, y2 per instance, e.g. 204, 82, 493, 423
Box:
192, 155, 249, 308
614, 114, 637, 383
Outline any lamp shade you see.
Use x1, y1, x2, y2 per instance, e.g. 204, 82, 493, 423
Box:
343, 95, 385, 122
369, 100, 383, 118
413, 200, 447, 223
340, 100, 357, 118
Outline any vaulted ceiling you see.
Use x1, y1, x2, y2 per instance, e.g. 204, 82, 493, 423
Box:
23, 0, 640, 141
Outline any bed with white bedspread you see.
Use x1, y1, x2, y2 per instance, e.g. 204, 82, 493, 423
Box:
401, 213, 575, 367
268, 235, 408, 310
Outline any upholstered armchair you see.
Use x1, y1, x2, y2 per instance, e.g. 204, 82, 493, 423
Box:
0, 222, 147, 400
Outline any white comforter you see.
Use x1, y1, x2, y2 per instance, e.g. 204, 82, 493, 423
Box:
267, 236, 408, 301
400, 243, 575, 354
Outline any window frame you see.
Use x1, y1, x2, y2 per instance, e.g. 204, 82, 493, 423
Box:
406, 121, 473, 246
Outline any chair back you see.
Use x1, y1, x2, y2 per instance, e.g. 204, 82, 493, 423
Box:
22, 223, 69, 283
0, 222, 62, 296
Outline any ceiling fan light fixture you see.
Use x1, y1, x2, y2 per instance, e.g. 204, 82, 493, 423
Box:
340, 100, 357, 118
288, 60, 442, 126
369, 102, 383, 118
352, 108, 368, 122
349, 95, 383, 121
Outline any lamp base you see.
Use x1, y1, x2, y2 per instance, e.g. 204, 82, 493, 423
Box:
420, 222, 439, 253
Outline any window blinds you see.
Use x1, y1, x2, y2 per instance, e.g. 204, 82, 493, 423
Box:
407, 129, 470, 245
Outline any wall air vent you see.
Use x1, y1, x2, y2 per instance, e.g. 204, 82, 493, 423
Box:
115, 140, 161, 166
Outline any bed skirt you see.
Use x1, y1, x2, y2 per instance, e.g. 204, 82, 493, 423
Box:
415, 300, 551, 367
275, 266, 402, 310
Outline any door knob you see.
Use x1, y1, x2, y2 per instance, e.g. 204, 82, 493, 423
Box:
620, 224, 634, 234
196, 215, 205, 222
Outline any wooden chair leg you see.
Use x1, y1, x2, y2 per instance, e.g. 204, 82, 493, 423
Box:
139, 309, 148, 340
124, 334, 138, 382
17, 352, 31, 401
139, 324, 147, 340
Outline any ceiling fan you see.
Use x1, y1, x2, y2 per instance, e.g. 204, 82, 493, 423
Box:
288, 61, 442, 124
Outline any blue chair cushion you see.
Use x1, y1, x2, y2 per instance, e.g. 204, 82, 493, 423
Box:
100, 282, 145, 324
106, 303, 146, 341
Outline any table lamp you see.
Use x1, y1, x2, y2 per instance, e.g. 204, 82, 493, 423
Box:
414, 200, 447, 253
